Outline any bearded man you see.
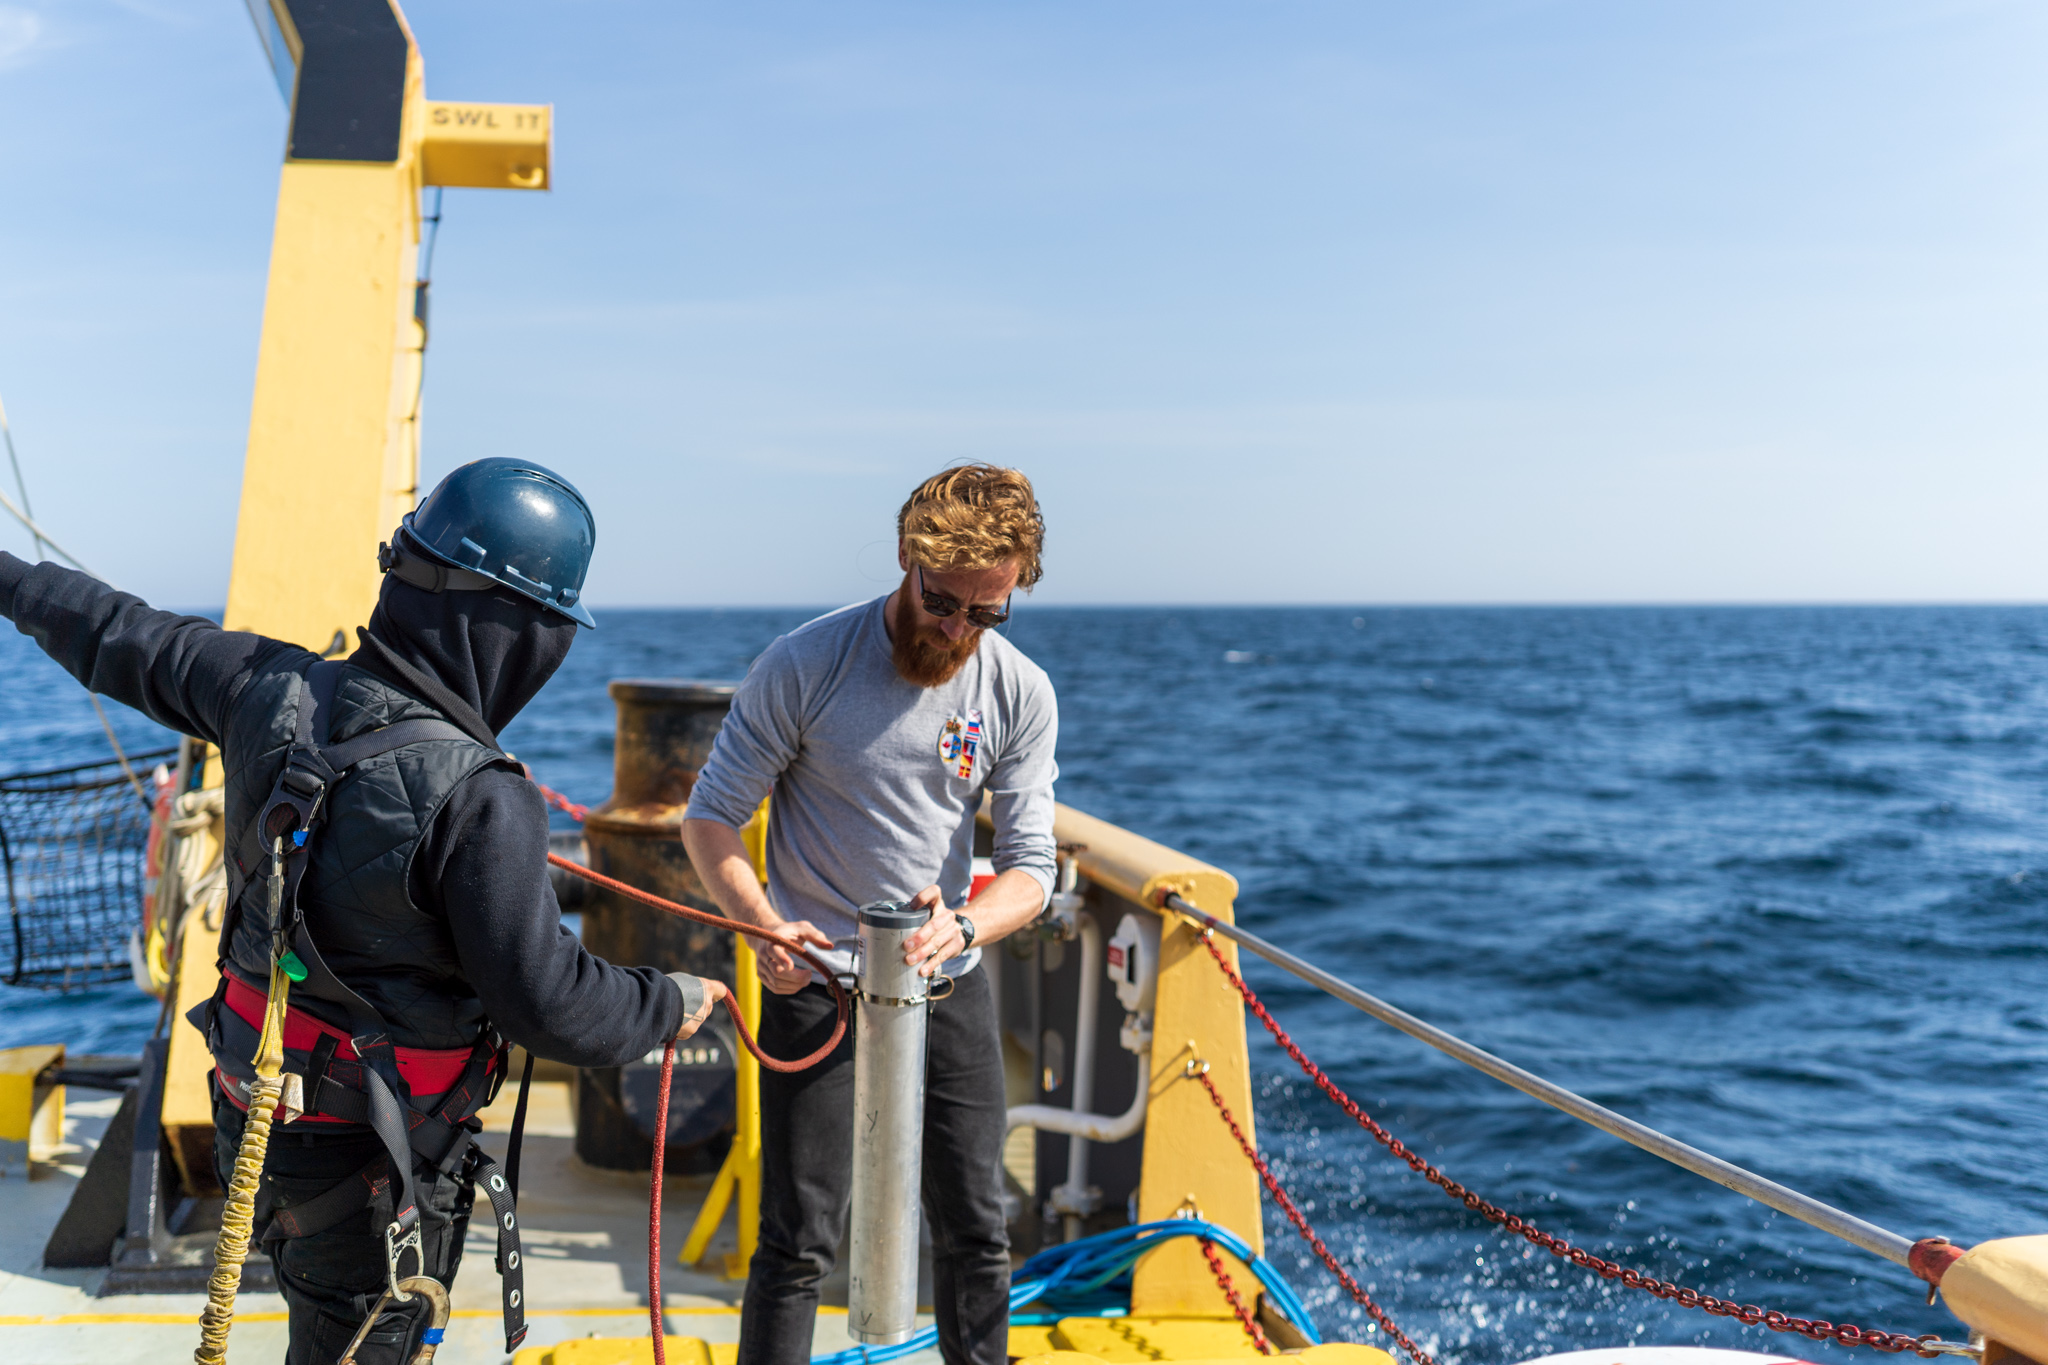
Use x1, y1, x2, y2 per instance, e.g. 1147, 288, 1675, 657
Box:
683, 463, 1059, 1365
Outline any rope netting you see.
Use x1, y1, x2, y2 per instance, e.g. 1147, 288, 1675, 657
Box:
0, 747, 175, 990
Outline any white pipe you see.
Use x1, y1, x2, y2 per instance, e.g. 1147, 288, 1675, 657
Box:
1005, 910, 1146, 1151
1063, 913, 1101, 1199
1005, 1079, 1147, 1145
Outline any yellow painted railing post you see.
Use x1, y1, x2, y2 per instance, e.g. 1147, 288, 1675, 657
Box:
678, 937, 761, 1276
679, 801, 768, 1277
730, 938, 763, 1278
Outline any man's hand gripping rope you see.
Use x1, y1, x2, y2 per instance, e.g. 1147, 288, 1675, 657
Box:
546, 853, 849, 1073
547, 854, 857, 1365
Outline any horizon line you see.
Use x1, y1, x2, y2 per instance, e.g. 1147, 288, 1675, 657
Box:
145, 599, 2048, 616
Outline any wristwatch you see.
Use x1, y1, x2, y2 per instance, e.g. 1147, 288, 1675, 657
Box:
956, 911, 977, 951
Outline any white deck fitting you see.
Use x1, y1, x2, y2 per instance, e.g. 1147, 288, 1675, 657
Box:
0, 1081, 947, 1364
1516, 1351, 1818, 1365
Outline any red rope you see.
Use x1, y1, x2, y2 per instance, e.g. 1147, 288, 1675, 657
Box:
534, 778, 843, 1363
1193, 930, 1945, 1358
650, 1038, 676, 1365
1200, 1235, 1273, 1355
1189, 1064, 1435, 1365
547, 853, 848, 1075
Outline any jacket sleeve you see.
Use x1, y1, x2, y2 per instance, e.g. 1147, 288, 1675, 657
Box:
0, 553, 283, 746
424, 767, 686, 1068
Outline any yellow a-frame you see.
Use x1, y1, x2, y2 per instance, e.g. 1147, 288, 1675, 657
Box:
160, 0, 553, 1186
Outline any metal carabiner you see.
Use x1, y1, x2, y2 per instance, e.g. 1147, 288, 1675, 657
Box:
384, 1216, 424, 1297
337, 1275, 452, 1365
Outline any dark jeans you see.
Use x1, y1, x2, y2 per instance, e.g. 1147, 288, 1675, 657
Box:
740, 965, 1011, 1365
213, 1087, 475, 1365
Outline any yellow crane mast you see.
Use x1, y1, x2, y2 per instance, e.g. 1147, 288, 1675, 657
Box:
161, 0, 552, 1196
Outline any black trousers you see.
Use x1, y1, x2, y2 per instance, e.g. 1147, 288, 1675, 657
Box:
740, 965, 1011, 1365
213, 1087, 476, 1365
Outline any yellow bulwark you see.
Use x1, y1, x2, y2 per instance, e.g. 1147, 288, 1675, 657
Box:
1044, 804, 1264, 1319
161, 0, 552, 1177
0, 1044, 65, 1171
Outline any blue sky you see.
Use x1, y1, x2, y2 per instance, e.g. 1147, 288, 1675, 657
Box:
0, 1, 2043, 606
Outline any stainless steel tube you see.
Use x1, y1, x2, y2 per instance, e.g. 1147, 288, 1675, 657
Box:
848, 901, 932, 1345
1162, 894, 1918, 1267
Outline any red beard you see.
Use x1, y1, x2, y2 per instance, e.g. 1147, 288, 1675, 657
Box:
893, 582, 981, 687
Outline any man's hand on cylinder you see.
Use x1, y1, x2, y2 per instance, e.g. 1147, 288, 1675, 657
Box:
901, 884, 969, 978
756, 919, 834, 995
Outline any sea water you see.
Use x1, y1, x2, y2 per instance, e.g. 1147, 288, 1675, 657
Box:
4, 604, 2045, 1363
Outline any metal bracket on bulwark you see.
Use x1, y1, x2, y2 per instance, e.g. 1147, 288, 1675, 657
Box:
1149, 877, 1200, 916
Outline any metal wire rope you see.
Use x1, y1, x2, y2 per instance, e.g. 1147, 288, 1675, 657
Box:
1189, 925, 1954, 1358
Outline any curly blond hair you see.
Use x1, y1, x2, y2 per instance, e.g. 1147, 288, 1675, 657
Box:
896, 463, 1045, 588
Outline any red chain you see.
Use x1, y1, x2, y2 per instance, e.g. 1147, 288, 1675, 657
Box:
1194, 931, 1945, 1359
1199, 1235, 1273, 1355
530, 775, 590, 823
1192, 1065, 1437, 1365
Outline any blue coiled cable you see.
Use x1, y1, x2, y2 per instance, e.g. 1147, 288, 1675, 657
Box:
809, 1219, 1321, 1365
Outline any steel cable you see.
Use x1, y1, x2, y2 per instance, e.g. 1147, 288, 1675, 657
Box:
1193, 927, 1948, 1358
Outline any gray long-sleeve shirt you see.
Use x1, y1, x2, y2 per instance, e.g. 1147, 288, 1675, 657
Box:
687, 594, 1059, 975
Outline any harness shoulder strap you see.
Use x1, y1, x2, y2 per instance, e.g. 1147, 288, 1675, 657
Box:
253, 662, 478, 1258
246, 660, 529, 1348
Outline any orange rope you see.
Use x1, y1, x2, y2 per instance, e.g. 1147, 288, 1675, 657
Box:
547, 853, 848, 1074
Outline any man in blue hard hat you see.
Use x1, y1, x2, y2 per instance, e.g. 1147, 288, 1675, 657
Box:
0, 458, 724, 1365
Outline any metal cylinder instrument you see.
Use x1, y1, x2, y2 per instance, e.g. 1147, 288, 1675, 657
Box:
847, 900, 932, 1346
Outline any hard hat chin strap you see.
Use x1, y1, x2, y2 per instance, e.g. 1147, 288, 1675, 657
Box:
378, 532, 499, 594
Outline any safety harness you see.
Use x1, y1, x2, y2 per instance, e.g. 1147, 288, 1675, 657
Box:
195, 660, 532, 1353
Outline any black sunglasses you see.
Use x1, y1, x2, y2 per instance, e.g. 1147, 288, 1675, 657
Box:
916, 565, 1012, 628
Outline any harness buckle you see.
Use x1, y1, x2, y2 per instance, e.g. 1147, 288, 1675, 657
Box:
383, 1212, 423, 1297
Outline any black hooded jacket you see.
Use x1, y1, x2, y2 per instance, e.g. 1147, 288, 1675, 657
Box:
0, 551, 682, 1066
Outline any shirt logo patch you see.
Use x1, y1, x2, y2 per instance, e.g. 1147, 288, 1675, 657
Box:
938, 710, 984, 781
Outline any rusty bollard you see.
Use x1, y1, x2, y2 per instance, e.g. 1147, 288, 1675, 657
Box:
575, 679, 740, 1173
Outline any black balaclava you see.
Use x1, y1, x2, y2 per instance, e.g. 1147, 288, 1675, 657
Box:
350, 576, 578, 747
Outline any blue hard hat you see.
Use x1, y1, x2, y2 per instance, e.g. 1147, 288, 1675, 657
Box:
392, 458, 597, 627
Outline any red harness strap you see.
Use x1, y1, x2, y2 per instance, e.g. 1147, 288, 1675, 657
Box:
216, 971, 483, 1121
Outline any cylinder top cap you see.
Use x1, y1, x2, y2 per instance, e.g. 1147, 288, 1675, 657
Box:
858, 901, 930, 929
